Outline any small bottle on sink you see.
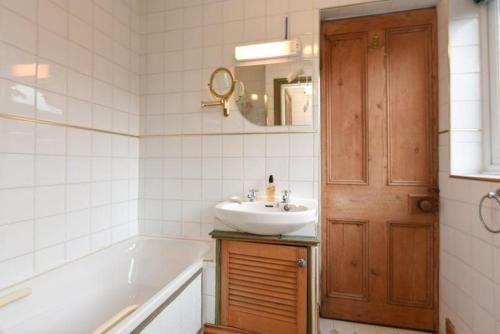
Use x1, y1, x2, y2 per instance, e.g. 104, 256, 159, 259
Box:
266, 175, 276, 202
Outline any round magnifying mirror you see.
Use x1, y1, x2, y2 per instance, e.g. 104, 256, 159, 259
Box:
209, 67, 236, 99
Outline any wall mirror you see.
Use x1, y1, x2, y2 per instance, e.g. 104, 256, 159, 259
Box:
210, 68, 236, 98
234, 60, 313, 126
201, 67, 237, 117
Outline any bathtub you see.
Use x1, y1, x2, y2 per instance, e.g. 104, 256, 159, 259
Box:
0, 236, 211, 334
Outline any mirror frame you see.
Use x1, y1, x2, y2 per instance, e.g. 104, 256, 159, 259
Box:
208, 67, 236, 99
201, 67, 237, 117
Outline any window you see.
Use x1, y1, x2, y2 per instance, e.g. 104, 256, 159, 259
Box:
485, 0, 500, 172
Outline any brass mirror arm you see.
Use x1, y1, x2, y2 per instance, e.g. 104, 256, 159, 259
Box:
201, 99, 230, 117
222, 100, 229, 117
201, 100, 224, 107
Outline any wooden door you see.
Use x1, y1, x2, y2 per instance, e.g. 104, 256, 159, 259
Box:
320, 9, 438, 331
220, 240, 307, 334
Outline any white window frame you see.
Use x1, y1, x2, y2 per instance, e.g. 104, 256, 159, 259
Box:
483, 0, 500, 173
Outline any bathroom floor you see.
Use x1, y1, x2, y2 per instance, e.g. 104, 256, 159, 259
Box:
319, 319, 428, 334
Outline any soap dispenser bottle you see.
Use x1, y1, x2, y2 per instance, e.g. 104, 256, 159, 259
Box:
266, 175, 276, 202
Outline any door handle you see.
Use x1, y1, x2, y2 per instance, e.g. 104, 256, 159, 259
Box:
409, 195, 437, 213
417, 199, 434, 213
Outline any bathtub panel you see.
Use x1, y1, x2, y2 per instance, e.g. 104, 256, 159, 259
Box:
141, 275, 202, 334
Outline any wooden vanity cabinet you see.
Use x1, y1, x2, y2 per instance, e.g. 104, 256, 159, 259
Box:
219, 240, 308, 334
203, 324, 254, 334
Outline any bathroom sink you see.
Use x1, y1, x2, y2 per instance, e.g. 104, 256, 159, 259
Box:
215, 199, 317, 235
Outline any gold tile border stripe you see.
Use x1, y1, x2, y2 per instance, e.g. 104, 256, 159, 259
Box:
0, 112, 140, 138
438, 129, 482, 135
449, 128, 481, 132
142, 129, 318, 137
0, 112, 318, 138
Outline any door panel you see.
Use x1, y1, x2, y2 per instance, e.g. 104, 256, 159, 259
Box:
327, 33, 368, 185
387, 26, 433, 185
388, 222, 434, 308
321, 9, 438, 331
326, 220, 368, 300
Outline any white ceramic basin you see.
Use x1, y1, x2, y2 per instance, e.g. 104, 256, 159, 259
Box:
215, 198, 317, 235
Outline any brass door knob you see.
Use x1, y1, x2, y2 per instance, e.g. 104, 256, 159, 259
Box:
418, 199, 434, 212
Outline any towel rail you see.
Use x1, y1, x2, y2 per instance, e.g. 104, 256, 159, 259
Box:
479, 189, 500, 233
92, 304, 139, 334
0, 288, 32, 309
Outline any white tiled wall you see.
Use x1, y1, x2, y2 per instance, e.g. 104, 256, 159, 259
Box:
439, 151, 500, 334
0, 0, 141, 289
137, 0, 319, 239
448, 0, 483, 174
439, 1, 500, 333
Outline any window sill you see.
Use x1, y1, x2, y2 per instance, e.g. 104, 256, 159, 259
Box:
450, 173, 500, 183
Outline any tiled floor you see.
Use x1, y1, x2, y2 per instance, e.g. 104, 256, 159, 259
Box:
319, 319, 428, 334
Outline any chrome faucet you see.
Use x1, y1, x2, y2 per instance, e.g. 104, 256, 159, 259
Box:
247, 189, 258, 202
281, 190, 291, 211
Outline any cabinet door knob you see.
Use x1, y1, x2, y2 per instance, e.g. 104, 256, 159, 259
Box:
296, 258, 306, 268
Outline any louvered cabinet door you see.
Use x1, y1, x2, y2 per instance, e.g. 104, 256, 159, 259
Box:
220, 240, 307, 334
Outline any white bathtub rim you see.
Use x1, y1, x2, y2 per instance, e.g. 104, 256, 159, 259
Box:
108, 259, 204, 333
0, 234, 213, 294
